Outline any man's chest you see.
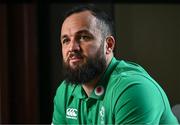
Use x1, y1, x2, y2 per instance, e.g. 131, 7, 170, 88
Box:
65, 98, 113, 124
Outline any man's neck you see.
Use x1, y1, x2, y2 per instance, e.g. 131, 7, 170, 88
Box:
82, 77, 100, 97
82, 56, 113, 97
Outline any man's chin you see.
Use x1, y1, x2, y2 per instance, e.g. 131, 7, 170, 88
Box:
69, 65, 78, 70
68, 62, 84, 70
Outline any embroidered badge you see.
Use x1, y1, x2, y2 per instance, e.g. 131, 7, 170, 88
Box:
95, 86, 104, 96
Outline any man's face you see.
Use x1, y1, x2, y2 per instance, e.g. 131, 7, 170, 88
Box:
60, 11, 107, 84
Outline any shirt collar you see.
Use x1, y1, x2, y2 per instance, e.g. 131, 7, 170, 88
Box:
72, 57, 118, 100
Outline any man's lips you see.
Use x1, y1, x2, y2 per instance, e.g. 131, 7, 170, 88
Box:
67, 51, 84, 64
69, 56, 83, 63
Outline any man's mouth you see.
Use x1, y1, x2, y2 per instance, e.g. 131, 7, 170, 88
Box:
69, 56, 83, 63
66, 51, 84, 65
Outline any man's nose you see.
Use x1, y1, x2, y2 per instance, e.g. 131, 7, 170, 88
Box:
69, 40, 80, 52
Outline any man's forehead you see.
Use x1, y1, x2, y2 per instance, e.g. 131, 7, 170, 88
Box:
62, 11, 94, 25
65, 10, 94, 21
61, 11, 98, 37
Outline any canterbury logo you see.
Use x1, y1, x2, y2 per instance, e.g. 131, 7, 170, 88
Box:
66, 108, 78, 119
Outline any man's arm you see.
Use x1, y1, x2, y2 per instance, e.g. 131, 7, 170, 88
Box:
52, 83, 67, 124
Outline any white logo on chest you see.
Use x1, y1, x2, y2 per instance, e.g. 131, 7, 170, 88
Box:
66, 108, 78, 119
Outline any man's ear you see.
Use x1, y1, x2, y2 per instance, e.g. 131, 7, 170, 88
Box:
105, 36, 115, 54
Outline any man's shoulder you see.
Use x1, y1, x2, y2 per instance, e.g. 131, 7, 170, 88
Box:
108, 59, 159, 95
109, 59, 150, 83
55, 81, 76, 96
106, 60, 164, 108
112, 59, 148, 76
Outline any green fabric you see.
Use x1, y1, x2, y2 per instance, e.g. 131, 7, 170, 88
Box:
52, 57, 179, 124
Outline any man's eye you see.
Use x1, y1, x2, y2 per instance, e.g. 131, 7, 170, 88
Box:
79, 35, 91, 41
62, 38, 69, 44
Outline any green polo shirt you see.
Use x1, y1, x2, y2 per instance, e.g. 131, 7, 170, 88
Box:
52, 57, 178, 124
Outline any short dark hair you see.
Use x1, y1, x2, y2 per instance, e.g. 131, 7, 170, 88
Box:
62, 4, 115, 39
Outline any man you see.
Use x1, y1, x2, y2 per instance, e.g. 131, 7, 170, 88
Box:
52, 4, 178, 124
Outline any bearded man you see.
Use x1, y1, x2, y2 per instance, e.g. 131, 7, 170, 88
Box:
52, 4, 178, 125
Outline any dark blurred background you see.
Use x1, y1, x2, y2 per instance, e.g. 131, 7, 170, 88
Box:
0, 1, 180, 124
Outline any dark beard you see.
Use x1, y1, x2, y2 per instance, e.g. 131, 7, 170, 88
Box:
62, 52, 106, 85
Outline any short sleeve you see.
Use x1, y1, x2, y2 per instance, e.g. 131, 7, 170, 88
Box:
52, 83, 67, 124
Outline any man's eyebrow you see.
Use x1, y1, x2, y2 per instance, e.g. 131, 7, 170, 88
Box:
61, 34, 68, 40
76, 29, 91, 35
61, 29, 92, 40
